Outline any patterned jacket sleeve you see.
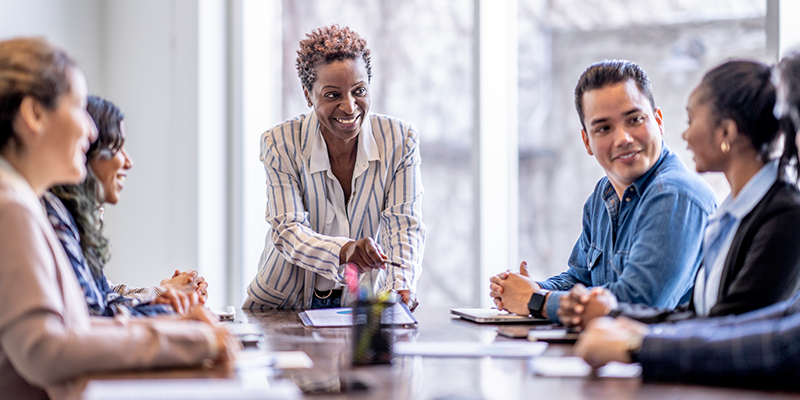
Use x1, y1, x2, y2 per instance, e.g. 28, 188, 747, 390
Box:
636, 293, 800, 389
378, 122, 426, 293
261, 126, 351, 283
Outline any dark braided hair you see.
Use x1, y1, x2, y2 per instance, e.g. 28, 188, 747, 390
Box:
295, 24, 372, 93
50, 95, 125, 278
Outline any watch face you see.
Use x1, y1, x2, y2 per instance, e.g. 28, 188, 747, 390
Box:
528, 292, 546, 313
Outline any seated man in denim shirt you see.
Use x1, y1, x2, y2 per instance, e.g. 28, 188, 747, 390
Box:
490, 60, 717, 323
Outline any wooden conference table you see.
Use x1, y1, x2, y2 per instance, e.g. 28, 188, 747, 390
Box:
82, 306, 799, 400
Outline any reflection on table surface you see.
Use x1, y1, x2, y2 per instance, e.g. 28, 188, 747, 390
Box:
83, 306, 800, 400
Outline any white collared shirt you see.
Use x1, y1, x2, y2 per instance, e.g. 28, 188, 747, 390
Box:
309, 115, 381, 290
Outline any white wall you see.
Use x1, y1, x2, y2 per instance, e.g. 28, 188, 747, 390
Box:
0, 0, 105, 94
102, 0, 229, 309
0, 0, 236, 310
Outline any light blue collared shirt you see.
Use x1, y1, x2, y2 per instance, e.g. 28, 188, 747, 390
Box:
694, 159, 780, 316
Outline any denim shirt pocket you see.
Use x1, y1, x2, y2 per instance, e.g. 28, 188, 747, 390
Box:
610, 251, 628, 277
586, 246, 603, 271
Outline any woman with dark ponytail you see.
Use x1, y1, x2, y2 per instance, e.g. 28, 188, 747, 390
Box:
559, 59, 800, 328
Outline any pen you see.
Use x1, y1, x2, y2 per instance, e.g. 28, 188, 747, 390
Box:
382, 259, 404, 267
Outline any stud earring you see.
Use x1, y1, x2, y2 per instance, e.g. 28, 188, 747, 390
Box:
720, 141, 730, 154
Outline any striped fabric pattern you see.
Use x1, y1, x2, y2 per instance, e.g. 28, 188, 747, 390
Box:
244, 111, 426, 309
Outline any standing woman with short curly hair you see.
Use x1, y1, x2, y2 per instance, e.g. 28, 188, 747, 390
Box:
244, 24, 426, 310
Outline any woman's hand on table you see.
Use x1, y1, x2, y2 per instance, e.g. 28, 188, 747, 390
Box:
340, 238, 388, 273
574, 316, 649, 368
397, 289, 419, 312
183, 306, 241, 365
154, 287, 199, 314
162, 269, 208, 303
212, 326, 241, 364
557, 284, 618, 330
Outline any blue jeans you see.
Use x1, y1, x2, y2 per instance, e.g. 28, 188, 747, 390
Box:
310, 290, 342, 309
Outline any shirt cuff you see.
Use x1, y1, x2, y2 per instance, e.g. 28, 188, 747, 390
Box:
201, 326, 219, 361
545, 290, 566, 323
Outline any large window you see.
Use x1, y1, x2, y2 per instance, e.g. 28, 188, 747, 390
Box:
241, 0, 769, 307
517, 0, 768, 281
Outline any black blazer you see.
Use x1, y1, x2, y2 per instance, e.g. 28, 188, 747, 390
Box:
612, 180, 800, 323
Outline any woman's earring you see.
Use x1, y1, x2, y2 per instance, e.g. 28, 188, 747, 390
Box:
307, 101, 313, 108
720, 141, 730, 154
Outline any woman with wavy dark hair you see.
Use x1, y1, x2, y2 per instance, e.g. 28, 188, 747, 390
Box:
0, 37, 237, 400
45, 95, 207, 317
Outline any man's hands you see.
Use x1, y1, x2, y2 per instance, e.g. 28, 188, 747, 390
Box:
340, 238, 390, 273
489, 261, 542, 316
161, 269, 209, 303
557, 284, 618, 330
574, 316, 649, 368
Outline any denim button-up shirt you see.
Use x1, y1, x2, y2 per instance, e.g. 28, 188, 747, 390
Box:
538, 143, 717, 322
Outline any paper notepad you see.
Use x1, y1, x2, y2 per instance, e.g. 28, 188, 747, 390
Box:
393, 341, 548, 358
529, 357, 642, 378
83, 379, 301, 400
298, 302, 417, 327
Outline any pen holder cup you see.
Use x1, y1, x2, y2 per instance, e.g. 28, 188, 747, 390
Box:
351, 299, 393, 365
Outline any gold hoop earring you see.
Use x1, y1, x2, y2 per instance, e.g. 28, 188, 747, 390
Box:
720, 141, 730, 154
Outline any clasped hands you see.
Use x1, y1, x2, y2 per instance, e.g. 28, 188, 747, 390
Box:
489, 261, 619, 329
556, 283, 618, 330
489, 261, 542, 316
490, 262, 649, 369
340, 237, 418, 311
154, 269, 209, 314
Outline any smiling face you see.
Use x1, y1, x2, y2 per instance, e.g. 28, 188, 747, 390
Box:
682, 87, 726, 173
89, 121, 133, 205
41, 68, 98, 185
304, 57, 370, 145
580, 79, 664, 196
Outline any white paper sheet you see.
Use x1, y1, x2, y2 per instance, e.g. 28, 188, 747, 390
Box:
298, 302, 417, 327
235, 350, 314, 370
529, 356, 642, 378
83, 379, 301, 400
393, 341, 548, 358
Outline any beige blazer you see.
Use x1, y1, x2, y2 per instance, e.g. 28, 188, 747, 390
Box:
0, 159, 215, 400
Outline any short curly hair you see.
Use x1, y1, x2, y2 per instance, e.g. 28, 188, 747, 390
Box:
296, 24, 372, 93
